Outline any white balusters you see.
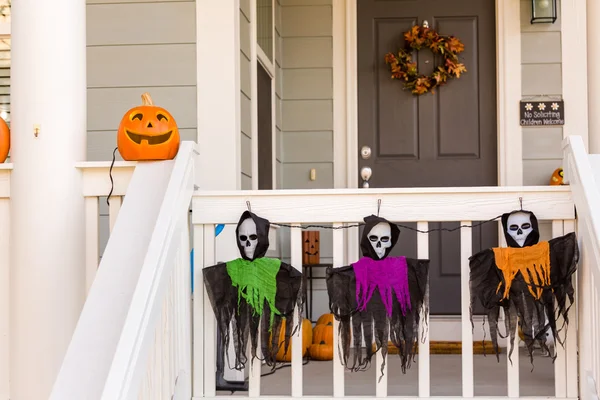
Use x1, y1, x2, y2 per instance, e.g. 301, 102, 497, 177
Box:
189, 187, 579, 399
553, 220, 567, 398
192, 224, 205, 397
332, 224, 345, 398
290, 224, 303, 397
417, 221, 430, 397
202, 225, 217, 398
461, 221, 474, 398
85, 197, 100, 293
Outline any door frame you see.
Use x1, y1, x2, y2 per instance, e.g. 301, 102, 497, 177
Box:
332, 0, 523, 190
332, 0, 523, 279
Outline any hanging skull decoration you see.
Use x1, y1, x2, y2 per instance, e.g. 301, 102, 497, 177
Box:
368, 222, 392, 259
238, 217, 258, 259
506, 211, 533, 247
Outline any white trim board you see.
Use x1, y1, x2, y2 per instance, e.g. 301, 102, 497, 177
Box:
332, 1, 523, 190
562, 0, 589, 149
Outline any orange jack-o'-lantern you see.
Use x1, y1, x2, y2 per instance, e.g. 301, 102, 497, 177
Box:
0, 116, 9, 163
117, 93, 180, 161
549, 167, 564, 185
302, 231, 320, 265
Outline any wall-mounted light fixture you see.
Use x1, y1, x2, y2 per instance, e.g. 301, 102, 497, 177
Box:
531, 0, 557, 24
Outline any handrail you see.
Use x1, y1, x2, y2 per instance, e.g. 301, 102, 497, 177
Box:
563, 135, 600, 400
191, 185, 577, 399
100, 142, 196, 399
49, 142, 197, 400
563, 135, 600, 282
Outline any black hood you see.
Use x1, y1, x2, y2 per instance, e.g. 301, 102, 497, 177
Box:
235, 211, 270, 261
360, 215, 400, 260
501, 209, 540, 248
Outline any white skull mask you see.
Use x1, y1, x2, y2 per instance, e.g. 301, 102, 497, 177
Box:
239, 218, 258, 259
368, 222, 392, 259
507, 212, 533, 247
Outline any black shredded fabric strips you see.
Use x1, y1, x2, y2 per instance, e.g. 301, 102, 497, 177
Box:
203, 261, 303, 371
326, 260, 429, 379
469, 232, 578, 365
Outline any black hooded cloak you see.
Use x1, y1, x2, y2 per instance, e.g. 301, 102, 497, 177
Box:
326, 215, 429, 378
469, 209, 578, 363
202, 211, 303, 370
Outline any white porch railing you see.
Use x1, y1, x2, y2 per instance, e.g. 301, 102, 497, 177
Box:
191, 185, 577, 399
563, 135, 600, 400
0, 162, 12, 400
50, 141, 197, 400
75, 160, 136, 293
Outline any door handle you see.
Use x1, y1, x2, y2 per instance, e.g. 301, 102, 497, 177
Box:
361, 166, 372, 188
360, 145, 372, 160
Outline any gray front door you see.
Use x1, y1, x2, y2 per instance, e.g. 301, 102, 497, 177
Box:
357, 0, 498, 314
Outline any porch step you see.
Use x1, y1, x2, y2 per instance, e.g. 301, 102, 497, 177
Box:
374, 341, 503, 355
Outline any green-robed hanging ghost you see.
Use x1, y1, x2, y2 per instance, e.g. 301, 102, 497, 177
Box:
203, 211, 303, 370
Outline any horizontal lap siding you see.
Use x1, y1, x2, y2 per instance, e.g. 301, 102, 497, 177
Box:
280, 0, 333, 320
280, 1, 333, 190
520, 0, 563, 185
86, 0, 197, 255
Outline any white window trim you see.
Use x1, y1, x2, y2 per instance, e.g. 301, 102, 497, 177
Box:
250, 0, 277, 190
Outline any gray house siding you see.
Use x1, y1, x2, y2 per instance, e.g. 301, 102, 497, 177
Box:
86, 0, 197, 256
280, 0, 333, 190
278, 0, 334, 320
240, 0, 253, 190
520, 0, 563, 186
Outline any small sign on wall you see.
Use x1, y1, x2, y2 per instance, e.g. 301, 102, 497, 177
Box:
520, 100, 565, 126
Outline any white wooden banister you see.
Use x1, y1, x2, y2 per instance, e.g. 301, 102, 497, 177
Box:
76, 161, 136, 293
0, 163, 12, 400
50, 142, 197, 400
192, 186, 576, 399
563, 135, 600, 400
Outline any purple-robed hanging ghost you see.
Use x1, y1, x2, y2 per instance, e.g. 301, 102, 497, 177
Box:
326, 215, 430, 378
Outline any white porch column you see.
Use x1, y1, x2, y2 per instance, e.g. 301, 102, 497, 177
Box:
9, 0, 86, 398
588, 0, 600, 153
195, 0, 244, 389
196, 0, 241, 190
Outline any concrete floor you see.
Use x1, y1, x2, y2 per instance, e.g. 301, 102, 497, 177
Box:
217, 351, 556, 397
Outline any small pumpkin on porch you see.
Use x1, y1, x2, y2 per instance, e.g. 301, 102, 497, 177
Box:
309, 317, 334, 361
312, 320, 334, 345
0, 116, 9, 163
316, 313, 333, 326
309, 340, 334, 361
272, 317, 313, 362
117, 92, 180, 161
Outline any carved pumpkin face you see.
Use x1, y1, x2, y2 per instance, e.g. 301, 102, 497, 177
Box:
117, 93, 180, 161
302, 231, 320, 265
0, 116, 9, 163
549, 167, 564, 185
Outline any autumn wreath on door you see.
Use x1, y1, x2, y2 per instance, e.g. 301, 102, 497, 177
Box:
384, 23, 467, 95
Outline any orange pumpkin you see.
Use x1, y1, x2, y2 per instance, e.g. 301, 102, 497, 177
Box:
549, 167, 564, 185
302, 231, 320, 264
312, 321, 333, 345
272, 318, 313, 362
309, 341, 334, 361
0, 116, 9, 163
316, 313, 334, 326
117, 93, 180, 161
